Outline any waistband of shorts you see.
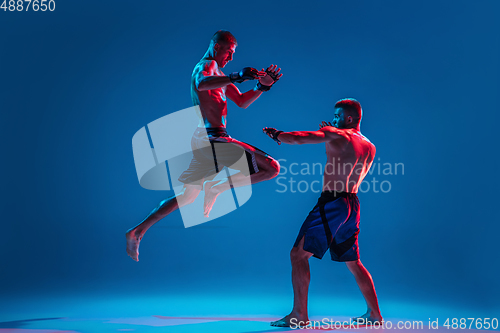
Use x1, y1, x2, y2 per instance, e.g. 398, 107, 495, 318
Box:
320, 191, 356, 199
196, 127, 228, 137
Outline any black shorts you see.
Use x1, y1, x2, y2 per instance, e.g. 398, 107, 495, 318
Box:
294, 191, 361, 262
178, 127, 270, 186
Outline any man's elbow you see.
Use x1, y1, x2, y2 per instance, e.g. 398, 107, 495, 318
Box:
237, 99, 249, 109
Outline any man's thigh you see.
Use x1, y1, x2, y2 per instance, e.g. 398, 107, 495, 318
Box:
212, 137, 275, 174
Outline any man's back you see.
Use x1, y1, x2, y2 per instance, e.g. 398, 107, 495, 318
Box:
323, 128, 376, 193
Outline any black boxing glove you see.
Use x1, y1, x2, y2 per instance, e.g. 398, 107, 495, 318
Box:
228, 67, 259, 83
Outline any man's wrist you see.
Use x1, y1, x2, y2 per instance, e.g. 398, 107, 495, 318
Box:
228, 72, 239, 83
256, 82, 271, 91
273, 130, 283, 141
262, 127, 283, 145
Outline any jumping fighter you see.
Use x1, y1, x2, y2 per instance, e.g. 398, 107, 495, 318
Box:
126, 30, 282, 262
263, 98, 383, 327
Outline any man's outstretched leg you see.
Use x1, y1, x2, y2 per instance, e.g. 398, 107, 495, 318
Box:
203, 152, 280, 217
346, 260, 383, 323
126, 184, 201, 261
271, 236, 313, 328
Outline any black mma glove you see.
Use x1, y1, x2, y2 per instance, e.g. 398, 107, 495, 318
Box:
262, 127, 283, 145
229, 67, 260, 83
257, 67, 282, 91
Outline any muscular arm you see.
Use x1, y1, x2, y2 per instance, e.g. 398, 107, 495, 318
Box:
195, 60, 232, 91
225, 83, 263, 109
278, 127, 343, 145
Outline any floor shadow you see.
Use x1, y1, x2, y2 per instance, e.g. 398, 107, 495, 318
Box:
241, 329, 292, 333
0, 317, 62, 328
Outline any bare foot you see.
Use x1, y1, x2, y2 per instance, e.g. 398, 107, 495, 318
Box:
126, 229, 142, 262
270, 313, 309, 328
203, 180, 223, 217
352, 311, 383, 325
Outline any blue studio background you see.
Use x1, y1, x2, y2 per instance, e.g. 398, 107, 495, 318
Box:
2, 0, 499, 321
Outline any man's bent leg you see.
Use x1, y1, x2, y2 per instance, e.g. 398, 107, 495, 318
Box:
203, 153, 279, 217
346, 260, 383, 323
271, 236, 313, 328
126, 184, 201, 261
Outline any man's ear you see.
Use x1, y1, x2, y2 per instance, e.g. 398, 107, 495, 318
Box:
214, 43, 220, 55
347, 115, 353, 124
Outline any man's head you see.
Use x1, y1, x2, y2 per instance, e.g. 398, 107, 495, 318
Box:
209, 30, 237, 68
332, 98, 363, 129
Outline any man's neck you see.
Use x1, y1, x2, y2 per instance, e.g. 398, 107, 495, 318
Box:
344, 125, 360, 131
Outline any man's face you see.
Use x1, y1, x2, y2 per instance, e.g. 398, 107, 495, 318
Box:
214, 43, 236, 68
332, 108, 347, 128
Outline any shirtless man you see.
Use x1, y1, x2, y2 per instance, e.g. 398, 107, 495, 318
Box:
263, 98, 382, 328
126, 30, 281, 262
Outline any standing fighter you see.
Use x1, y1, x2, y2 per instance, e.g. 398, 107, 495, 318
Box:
126, 30, 282, 261
263, 98, 382, 327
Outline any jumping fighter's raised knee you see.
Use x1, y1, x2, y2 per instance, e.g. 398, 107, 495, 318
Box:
126, 30, 283, 261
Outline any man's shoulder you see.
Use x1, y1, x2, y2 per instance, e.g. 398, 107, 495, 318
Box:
320, 128, 350, 149
340, 129, 375, 148
354, 131, 376, 152
358, 132, 374, 146
196, 59, 218, 70
192, 60, 219, 79
322, 126, 350, 141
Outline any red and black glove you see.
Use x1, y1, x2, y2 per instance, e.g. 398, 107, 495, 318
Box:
229, 67, 260, 83
257, 65, 282, 91
262, 127, 283, 145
